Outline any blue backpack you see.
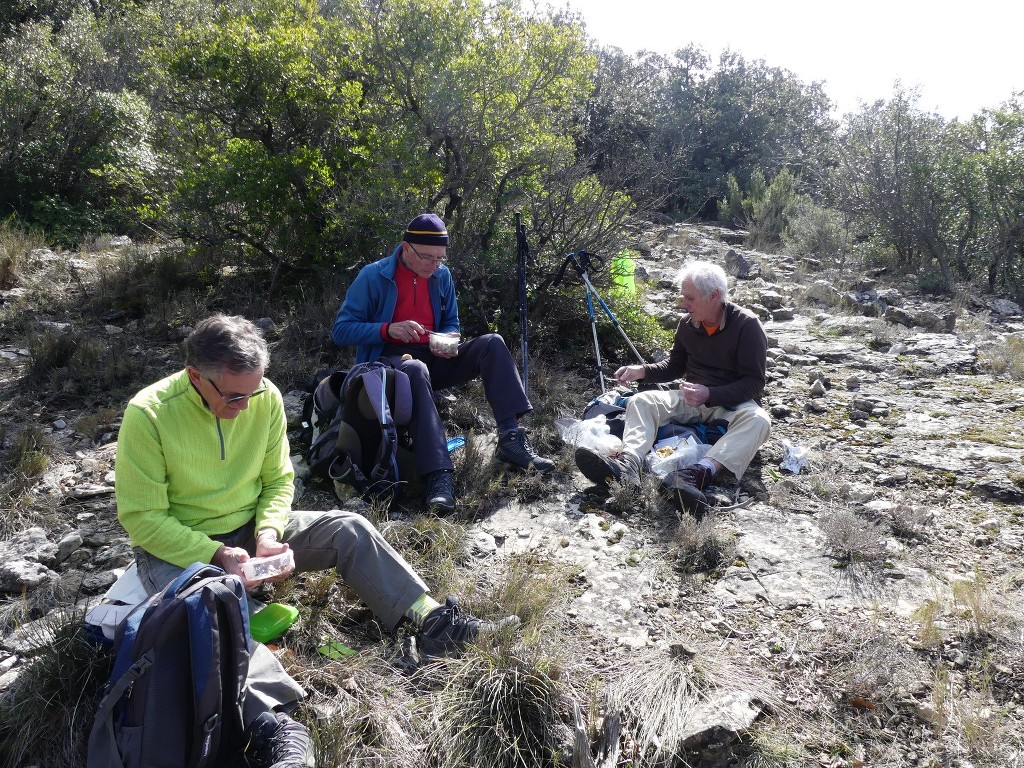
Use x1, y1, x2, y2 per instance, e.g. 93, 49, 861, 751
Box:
87, 563, 251, 768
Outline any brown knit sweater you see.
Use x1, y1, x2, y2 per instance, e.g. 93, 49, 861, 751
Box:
641, 302, 767, 407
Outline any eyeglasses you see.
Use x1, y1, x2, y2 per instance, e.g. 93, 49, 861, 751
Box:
406, 242, 446, 264
206, 377, 268, 405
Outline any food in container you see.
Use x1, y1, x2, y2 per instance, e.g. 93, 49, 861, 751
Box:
428, 332, 461, 355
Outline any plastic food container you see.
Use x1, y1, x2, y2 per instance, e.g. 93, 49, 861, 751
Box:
428, 332, 460, 355
240, 550, 295, 581
250, 602, 299, 642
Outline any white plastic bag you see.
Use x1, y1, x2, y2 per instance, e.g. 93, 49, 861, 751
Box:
645, 434, 711, 479
556, 417, 623, 455
779, 439, 809, 474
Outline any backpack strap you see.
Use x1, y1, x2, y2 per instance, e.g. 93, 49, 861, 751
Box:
357, 366, 400, 483
87, 652, 156, 768
390, 367, 412, 425
184, 576, 250, 766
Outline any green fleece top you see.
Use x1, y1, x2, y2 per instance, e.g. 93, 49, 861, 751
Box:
114, 369, 294, 568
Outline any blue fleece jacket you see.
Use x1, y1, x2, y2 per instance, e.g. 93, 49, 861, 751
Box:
331, 246, 460, 362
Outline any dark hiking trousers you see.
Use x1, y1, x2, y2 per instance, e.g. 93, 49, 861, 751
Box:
382, 333, 532, 476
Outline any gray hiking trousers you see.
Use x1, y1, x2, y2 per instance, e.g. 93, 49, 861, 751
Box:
134, 508, 428, 723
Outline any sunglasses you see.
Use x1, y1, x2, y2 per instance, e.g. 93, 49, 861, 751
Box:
206, 376, 268, 405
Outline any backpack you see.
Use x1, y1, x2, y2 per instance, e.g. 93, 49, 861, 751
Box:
305, 360, 414, 502
581, 388, 728, 444
581, 389, 636, 439
87, 563, 251, 768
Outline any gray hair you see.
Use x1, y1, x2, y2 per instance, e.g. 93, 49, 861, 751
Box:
185, 315, 269, 376
678, 261, 729, 302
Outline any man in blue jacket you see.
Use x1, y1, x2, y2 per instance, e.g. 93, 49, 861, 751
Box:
331, 213, 553, 514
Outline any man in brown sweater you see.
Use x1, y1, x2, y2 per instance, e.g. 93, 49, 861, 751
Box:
574, 260, 770, 511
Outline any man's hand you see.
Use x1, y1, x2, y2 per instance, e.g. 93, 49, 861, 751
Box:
254, 530, 295, 584
212, 544, 257, 588
680, 380, 710, 407
387, 320, 426, 344
614, 365, 646, 385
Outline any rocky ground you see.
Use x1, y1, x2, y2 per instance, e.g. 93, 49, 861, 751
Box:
2, 224, 1024, 767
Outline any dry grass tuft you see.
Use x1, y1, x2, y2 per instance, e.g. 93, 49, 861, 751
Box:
0, 610, 113, 767
978, 334, 1024, 380
819, 509, 888, 564
415, 644, 571, 768
0, 426, 52, 536
0, 219, 46, 289
606, 640, 778, 767
299, 654, 423, 768
889, 501, 932, 539
672, 511, 737, 573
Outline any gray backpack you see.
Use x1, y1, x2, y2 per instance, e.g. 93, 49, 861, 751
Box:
87, 563, 251, 768
305, 361, 413, 503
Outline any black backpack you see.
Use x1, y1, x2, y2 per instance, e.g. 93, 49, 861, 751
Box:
87, 563, 251, 768
305, 360, 414, 502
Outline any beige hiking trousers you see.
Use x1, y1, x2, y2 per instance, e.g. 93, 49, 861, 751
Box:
621, 389, 771, 478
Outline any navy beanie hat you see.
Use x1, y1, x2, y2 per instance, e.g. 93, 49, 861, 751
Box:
403, 213, 449, 246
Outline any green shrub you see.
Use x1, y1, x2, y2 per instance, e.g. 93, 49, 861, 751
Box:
719, 168, 801, 251
784, 200, 850, 263
531, 281, 671, 373
917, 269, 953, 296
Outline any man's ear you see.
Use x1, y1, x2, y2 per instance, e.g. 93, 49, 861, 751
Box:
186, 366, 202, 386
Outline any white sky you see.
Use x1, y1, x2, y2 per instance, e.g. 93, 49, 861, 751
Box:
564, 0, 1024, 120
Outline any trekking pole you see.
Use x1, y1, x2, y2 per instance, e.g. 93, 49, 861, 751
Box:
515, 212, 530, 390
553, 250, 646, 393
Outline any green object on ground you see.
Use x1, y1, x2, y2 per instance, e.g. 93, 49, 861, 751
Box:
611, 249, 636, 293
317, 641, 357, 659
250, 602, 299, 642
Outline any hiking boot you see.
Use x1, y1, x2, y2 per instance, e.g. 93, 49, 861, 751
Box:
424, 469, 456, 514
245, 711, 314, 768
418, 596, 520, 656
660, 464, 711, 515
574, 447, 641, 491
496, 427, 555, 473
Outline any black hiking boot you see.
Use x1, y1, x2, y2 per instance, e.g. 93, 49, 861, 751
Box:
245, 711, 314, 768
418, 596, 520, 656
574, 447, 641, 491
496, 427, 555, 473
660, 464, 711, 516
424, 469, 456, 514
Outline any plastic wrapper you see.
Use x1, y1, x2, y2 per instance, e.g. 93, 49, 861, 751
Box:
780, 439, 809, 474
555, 416, 623, 455
645, 434, 711, 479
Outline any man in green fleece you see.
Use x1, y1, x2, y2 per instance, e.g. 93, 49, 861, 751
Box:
115, 314, 516, 766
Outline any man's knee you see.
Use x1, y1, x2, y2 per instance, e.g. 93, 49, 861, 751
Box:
732, 404, 772, 443
477, 332, 506, 349
625, 389, 673, 416
400, 358, 431, 384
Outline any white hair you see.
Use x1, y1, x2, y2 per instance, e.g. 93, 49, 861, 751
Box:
678, 261, 729, 302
